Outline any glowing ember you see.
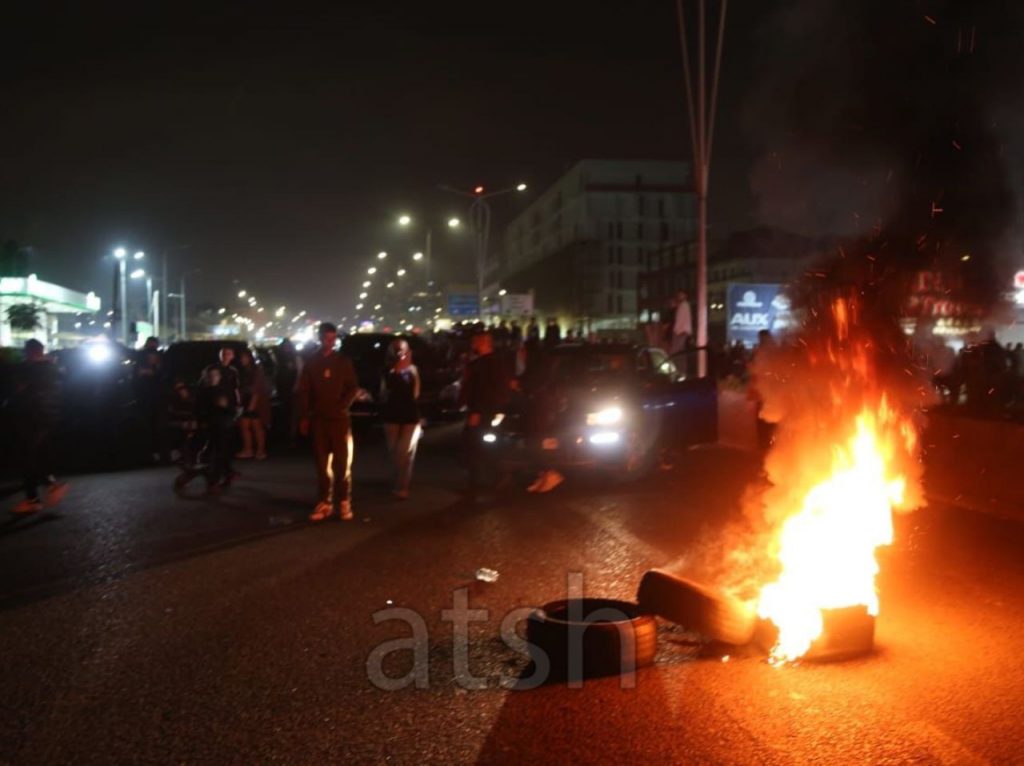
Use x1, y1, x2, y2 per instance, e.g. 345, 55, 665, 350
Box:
748, 294, 925, 664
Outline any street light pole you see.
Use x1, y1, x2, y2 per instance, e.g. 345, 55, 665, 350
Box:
117, 254, 128, 345
180, 275, 187, 340
425, 227, 433, 286
677, 0, 727, 377
469, 196, 492, 316
440, 183, 527, 319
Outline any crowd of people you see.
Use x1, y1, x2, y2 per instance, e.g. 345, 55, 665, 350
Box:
10, 302, 1023, 517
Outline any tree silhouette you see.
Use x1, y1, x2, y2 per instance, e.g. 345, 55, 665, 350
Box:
6, 303, 42, 332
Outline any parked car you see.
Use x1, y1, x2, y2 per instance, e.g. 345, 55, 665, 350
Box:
341, 333, 461, 421
485, 343, 717, 477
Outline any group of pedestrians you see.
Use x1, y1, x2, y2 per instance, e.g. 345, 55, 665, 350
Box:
295, 322, 422, 521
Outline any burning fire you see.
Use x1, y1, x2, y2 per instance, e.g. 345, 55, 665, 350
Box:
749, 296, 924, 664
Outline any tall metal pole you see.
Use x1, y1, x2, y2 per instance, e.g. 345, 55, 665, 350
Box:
677, 0, 726, 377
153, 289, 160, 340
179, 275, 187, 341
469, 197, 492, 319
425, 227, 433, 286
119, 258, 128, 346
161, 252, 168, 339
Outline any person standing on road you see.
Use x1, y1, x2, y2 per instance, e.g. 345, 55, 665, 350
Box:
236, 348, 270, 460
380, 338, 421, 500
543, 318, 561, 349
671, 290, 692, 356
297, 322, 359, 521
201, 347, 241, 491
135, 336, 166, 464
9, 339, 68, 514
275, 338, 301, 445
459, 331, 511, 498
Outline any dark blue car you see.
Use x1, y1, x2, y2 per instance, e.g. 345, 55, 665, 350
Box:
486, 343, 717, 478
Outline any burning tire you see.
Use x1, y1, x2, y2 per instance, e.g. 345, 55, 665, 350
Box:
526, 598, 656, 682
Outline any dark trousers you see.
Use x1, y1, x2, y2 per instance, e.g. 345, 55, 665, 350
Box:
207, 415, 235, 485
462, 423, 495, 493
312, 418, 352, 504
21, 427, 54, 500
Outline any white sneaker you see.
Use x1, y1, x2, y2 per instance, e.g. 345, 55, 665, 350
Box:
339, 501, 354, 521
309, 501, 335, 522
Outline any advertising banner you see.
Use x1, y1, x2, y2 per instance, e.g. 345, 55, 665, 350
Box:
726, 283, 791, 347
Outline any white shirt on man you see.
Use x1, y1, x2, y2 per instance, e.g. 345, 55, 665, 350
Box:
673, 300, 693, 337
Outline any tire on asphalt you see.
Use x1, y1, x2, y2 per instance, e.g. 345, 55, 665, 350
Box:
526, 598, 657, 682
636, 569, 757, 646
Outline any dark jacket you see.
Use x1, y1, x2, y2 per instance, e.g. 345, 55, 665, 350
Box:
459, 352, 511, 419
297, 351, 359, 421
11, 359, 60, 429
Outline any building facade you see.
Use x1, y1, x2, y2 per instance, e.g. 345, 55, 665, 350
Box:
492, 159, 695, 329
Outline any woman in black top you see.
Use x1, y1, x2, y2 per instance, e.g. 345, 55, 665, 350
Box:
380, 339, 421, 499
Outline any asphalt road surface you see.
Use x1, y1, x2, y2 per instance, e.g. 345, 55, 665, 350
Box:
1, 424, 1023, 764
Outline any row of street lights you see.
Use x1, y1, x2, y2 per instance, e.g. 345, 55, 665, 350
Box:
350, 182, 528, 329
229, 288, 316, 342
351, 215, 462, 329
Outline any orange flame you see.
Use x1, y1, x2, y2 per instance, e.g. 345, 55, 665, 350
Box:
750, 296, 924, 663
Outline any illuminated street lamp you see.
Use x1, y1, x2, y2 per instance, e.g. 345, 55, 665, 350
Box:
398, 215, 411, 226
448, 217, 460, 228
362, 280, 372, 288
386, 282, 395, 289
368, 266, 377, 275
377, 251, 388, 260
359, 292, 368, 299
440, 181, 529, 317
238, 290, 247, 298
396, 268, 406, 277
412, 252, 424, 261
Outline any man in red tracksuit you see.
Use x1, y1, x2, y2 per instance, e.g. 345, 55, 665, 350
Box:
297, 322, 360, 521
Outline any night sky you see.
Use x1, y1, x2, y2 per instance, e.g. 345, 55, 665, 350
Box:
2, 1, 1022, 320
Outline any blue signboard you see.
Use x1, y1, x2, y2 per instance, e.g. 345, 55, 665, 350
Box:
447, 293, 480, 318
726, 283, 791, 347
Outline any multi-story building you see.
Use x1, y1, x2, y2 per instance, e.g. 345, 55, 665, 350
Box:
492, 159, 695, 330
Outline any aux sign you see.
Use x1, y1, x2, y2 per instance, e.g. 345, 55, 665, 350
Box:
726, 283, 791, 347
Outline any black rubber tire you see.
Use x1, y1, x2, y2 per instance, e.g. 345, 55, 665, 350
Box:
636, 569, 757, 646
526, 598, 657, 683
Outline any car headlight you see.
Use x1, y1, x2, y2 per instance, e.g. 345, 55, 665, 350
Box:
86, 343, 113, 365
490, 413, 505, 427
586, 405, 623, 427
482, 432, 497, 444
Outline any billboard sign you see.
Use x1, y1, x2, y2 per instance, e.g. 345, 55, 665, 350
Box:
447, 293, 480, 318
500, 293, 533, 317
726, 283, 791, 347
